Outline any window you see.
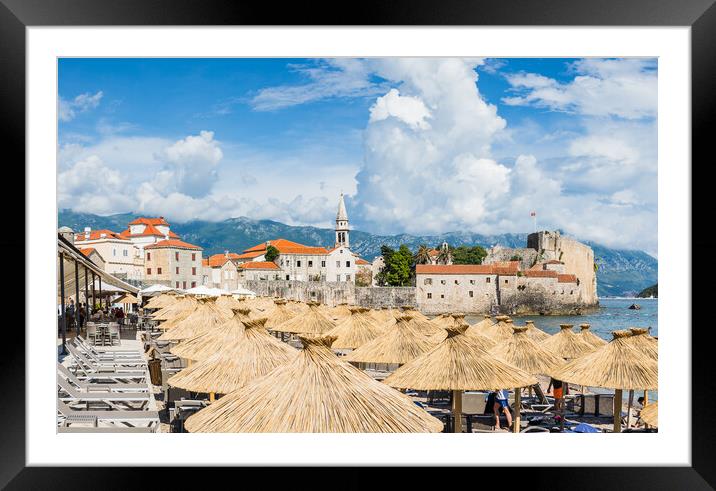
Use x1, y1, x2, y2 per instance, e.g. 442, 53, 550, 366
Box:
504, 279, 509, 284
321, 261, 326, 267
175, 252, 179, 261
486, 277, 491, 283
297, 260, 301, 267
440, 294, 445, 299
570, 290, 574, 295
183, 281, 187, 289
157, 267, 162, 274
345, 274, 351, 281
191, 281, 196, 288
192, 253, 196, 261
192, 267, 196, 276
469, 279, 475, 285
336, 261, 340, 267
308, 260, 313, 267
146, 268, 151, 275
123, 249, 128, 257
469, 291, 474, 298
440, 279, 446, 285
427, 292, 432, 299
176, 281, 180, 288
454, 280, 459, 285
424, 278, 432, 285
286, 275, 290, 280
346, 261, 351, 267
113, 248, 116, 256
176, 267, 179, 274
146, 252, 151, 260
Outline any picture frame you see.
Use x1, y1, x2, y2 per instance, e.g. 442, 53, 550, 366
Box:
3, 0, 711, 487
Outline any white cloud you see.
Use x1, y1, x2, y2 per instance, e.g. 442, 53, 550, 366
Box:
58, 155, 134, 214
503, 59, 657, 119
58, 91, 104, 122
369, 89, 432, 130
154, 131, 223, 197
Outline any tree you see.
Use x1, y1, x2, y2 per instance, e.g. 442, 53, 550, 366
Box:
510, 254, 522, 262
355, 268, 373, 287
265, 245, 280, 262
436, 244, 452, 265
414, 244, 432, 265
452, 245, 487, 265
376, 244, 413, 287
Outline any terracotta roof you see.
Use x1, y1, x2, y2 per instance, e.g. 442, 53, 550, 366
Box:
416, 264, 495, 275
207, 253, 241, 268
236, 250, 265, 259
74, 229, 127, 241
428, 249, 440, 257
128, 217, 169, 226
239, 261, 280, 270
202, 259, 209, 266
243, 238, 328, 256
557, 274, 578, 283
145, 239, 202, 251
523, 270, 559, 278
492, 261, 520, 275
120, 225, 178, 238
356, 258, 370, 265
79, 247, 96, 256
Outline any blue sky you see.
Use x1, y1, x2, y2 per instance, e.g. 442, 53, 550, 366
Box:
58, 57, 657, 254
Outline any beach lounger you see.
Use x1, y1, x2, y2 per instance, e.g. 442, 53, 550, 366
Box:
67, 344, 146, 372
76, 336, 142, 357
57, 401, 159, 429
57, 376, 151, 410
58, 426, 157, 433
71, 340, 145, 365
57, 364, 149, 392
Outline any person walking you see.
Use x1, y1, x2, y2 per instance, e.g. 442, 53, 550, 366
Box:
493, 389, 513, 430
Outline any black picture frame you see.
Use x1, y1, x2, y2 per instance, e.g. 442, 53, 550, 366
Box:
2, 0, 712, 488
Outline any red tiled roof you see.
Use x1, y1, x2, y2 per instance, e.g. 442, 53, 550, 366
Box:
128, 217, 169, 226
202, 259, 209, 266
74, 229, 127, 241
416, 264, 495, 275
207, 253, 241, 268
239, 261, 280, 270
356, 258, 370, 265
79, 247, 96, 256
492, 261, 520, 275
145, 239, 202, 250
243, 238, 328, 256
236, 251, 265, 259
523, 270, 559, 278
557, 274, 578, 283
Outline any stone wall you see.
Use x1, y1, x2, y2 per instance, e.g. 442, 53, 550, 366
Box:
484, 246, 538, 271
355, 286, 416, 309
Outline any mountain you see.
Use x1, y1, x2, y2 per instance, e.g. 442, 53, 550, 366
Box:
58, 210, 657, 298
637, 284, 658, 298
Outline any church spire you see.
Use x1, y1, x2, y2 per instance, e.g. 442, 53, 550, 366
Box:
335, 193, 349, 248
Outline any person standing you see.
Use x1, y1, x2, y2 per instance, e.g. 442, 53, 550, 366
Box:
493, 389, 513, 430
549, 377, 565, 414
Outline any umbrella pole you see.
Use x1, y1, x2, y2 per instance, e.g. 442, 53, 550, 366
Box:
626, 390, 634, 429
209, 392, 215, 403
643, 390, 648, 406
613, 389, 622, 433
452, 390, 462, 433
513, 387, 521, 433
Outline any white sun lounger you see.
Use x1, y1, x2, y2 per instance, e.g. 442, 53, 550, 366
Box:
57, 364, 149, 392
67, 344, 146, 372
57, 401, 159, 430
57, 376, 151, 410
74, 336, 144, 360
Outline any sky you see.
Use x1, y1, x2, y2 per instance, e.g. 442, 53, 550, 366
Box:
58, 57, 658, 255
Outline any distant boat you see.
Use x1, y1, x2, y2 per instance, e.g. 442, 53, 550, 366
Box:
628, 303, 641, 310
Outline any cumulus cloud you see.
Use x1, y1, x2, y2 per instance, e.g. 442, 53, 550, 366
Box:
369, 89, 432, 130
58, 155, 134, 214
58, 91, 104, 122
154, 131, 223, 197
503, 58, 657, 119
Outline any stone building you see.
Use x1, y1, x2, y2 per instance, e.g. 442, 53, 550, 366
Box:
74, 228, 143, 281
238, 261, 282, 281
143, 238, 203, 289
201, 252, 240, 291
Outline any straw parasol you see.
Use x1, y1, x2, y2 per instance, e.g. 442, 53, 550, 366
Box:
263, 299, 298, 330
577, 323, 607, 348
408, 315, 448, 344
465, 315, 495, 337
400, 305, 428, 322
158, 298, 230, 341
326, 303, 353, 322
639, 400, 658, 427
540, 324, 596, 359
626, 328, 658, 361
345, 315, 436, 366
184, 334, 444, 433
216, 294, 242, 311
552, 330, 658, 432
489, 326, 566, 432
523, 320, 550, 342
169, 308, 252, 362
168, 318, 297, 396
481, 316, 516, 343
271, 301, 336, 335
327, 307, 386, 350
384, 325, 537, 432
152, 295, 197, 321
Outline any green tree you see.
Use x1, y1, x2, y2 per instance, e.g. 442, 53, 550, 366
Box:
376, 244, 414, 286
452, 245, 487, 265
510, 254, 522, 262
436, 245, 452, 265
264, 245, 280, 262
414, 244, 432, 265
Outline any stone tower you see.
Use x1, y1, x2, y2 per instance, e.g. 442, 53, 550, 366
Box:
335, 193, 349, 248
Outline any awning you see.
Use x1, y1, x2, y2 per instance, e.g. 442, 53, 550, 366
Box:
58, 234, 139, 296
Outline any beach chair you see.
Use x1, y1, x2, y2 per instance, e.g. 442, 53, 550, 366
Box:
57, 376, 151, 410
107, 323, 121, 346
86, 323, 99, 345
72, 338, 144, 362
76, 335, 140, 356
66, 346, 148, 383
57, 401, 159, 430
67, 344, 146, 371
57, 364, 149, 392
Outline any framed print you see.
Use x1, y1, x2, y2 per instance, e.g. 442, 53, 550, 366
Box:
3, 0, 713, 488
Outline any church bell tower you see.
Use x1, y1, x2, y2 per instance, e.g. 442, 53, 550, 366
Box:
335, 193, 349, 248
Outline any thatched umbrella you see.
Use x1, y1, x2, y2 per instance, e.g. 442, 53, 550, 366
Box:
169, 308, 252, 362
489, 326, 566, 432
578, 323, 608, 348
370, 307, 398, 330
271, 301, 336, 335
216, 294, 242, 311
156, 301, 197, 331
152, 295, 196, 321
478, 316, 515, 343
459, 319, 497, 350
184, 334, 444, 433
639, 400, 658, 428
408, 315, 448, 344
168, 318, 297, 398
540, 324, 595, 359
144, 292, 176, 310
158, 298, 230, 342
327, 307, 385, 350
465, 315, 495, 337
552, 330, 658, 432
626, 328, 658, 361
326, 303, 353, 322
523, 320, 550, 342
345, 315, 436, 368
400, 305, 428, 322
263, 299, 298, 341
384, 325, 537, 433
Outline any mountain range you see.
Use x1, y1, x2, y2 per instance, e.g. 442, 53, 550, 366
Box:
58, 210, 658, 298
